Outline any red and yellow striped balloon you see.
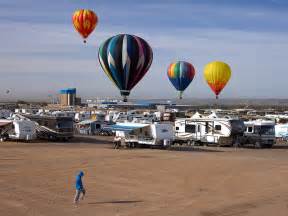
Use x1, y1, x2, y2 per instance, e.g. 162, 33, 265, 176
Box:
72, 9, 98, 43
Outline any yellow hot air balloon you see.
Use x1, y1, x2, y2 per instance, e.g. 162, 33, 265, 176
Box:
204, 61, 231, 99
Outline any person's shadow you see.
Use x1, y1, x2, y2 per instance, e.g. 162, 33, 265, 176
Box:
88, 200, 143, 205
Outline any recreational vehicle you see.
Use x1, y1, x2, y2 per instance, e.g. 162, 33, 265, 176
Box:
26, 115, 74, 141
0, 119, 36, 141
111, 122, 174, 148
275, 123, 288, 140
174, 112, 245, 146
244, 120, 276, 148
75, 111, 91, 122
76, 120, 113, 136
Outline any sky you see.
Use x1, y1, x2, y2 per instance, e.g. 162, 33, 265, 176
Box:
0, 0, 288, 101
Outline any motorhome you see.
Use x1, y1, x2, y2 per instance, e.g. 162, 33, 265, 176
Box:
244, 120, 276, 147
174, 112, 245, 146
111, 122, 174, 148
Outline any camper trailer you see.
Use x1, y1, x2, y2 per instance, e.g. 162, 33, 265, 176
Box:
26, 115, 74, 141
111, 122, 174, 148
10, 120, 37, 140
75, 112, 91, 122
244, 120, 276, 148
174, 112, 245, 146
76, 120, 114, 136
0, 119, 36, 141
275, 123, 288, 140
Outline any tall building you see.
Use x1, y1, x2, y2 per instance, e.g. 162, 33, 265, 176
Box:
59, 88, 76, 106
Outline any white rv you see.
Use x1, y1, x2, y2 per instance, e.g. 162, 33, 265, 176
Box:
112, 110, 156, 123
244, 120, 275, 148
112, 122, 174, 148
0, 119, 36, 141
275, 124, 288, 140
75, 111, 91, 122
174, 112, 245, 146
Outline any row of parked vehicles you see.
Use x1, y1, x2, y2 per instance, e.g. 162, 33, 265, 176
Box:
112, 112, 276, 149
0, 110, 276, 149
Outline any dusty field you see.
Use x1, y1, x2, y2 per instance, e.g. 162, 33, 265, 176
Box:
1, 137, 288, 216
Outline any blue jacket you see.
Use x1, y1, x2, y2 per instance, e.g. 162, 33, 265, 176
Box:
75, 171, 84, 190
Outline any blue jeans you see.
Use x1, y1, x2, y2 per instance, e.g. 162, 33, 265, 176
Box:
74, 188, 86, 203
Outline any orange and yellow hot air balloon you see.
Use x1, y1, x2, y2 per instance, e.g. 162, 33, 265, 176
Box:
204, 61, 231, 99
72, 9, 98, 43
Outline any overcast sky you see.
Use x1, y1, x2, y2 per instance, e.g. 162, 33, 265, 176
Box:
0, 0, 288, 101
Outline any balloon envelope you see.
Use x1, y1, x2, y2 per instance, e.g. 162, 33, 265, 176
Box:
204, 61, 231, 99
98, 34, 153, 101
72, 9, 98, 43
167, 61, 195, 99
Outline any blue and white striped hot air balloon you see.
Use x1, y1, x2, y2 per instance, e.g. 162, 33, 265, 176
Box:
98, 34, 153, 102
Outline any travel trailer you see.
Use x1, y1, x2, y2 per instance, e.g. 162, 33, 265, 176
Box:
0, 118, 36, 141
275, 123, 288, 140
26, 115, 74, 141
75, 111, 91, 122
244, 120, 276, 148
112, 110, 157, 123
76, 120, 113, 136
174, 112, 245, 146
111, 122, 174, 148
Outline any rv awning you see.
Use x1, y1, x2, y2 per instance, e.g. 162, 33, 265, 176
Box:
0, 120, 12, 127
103, 124, 149, 132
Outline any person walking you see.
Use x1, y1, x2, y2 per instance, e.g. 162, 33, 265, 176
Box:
74, 171, 86, 204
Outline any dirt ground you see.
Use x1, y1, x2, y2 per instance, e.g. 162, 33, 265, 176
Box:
1, 136, 288, 216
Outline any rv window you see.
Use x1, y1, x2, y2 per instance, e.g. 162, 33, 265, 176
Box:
175, 127, 179, 131
260, 125, 275, 135
247, 126, 253, 133
185, 124, 196, 133
215, 125, 221, 131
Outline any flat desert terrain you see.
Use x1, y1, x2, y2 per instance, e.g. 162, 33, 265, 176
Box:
1, 136, 288, 216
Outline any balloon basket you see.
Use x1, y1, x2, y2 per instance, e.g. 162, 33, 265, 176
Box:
178, 91, 183, 100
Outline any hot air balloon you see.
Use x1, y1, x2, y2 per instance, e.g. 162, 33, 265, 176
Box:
98, 34, 153, 102
72, 9, 98, 43
203, 61, 231, 99
167, 61, 195, 99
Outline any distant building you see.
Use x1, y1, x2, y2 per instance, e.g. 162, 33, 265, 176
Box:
75, 97, 82, 106
59, 88, 76, 106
